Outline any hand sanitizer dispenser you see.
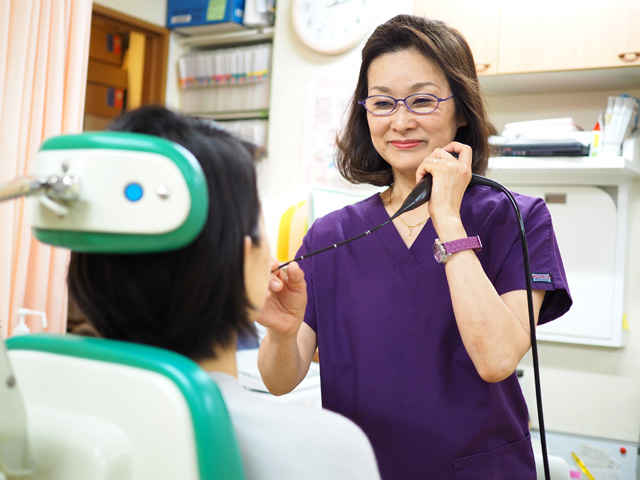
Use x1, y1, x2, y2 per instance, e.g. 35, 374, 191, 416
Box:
12, 308, 48, 336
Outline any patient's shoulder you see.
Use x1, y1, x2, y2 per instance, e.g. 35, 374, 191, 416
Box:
210, 373, 380, 479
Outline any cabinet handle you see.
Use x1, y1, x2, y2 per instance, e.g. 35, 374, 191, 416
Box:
476, 63, 491, 73
618, 52, 640, 63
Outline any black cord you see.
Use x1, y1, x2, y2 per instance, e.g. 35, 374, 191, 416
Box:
471, 175, 551, 480
272, 218, 393, 271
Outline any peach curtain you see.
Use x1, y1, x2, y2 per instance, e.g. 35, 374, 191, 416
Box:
0, 0, 92, 338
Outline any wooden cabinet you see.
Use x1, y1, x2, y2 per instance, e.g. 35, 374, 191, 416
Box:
414, 0, 640, 75
414, 0, 501, 75
84, 4, 169, 125
498, 0, 640, 73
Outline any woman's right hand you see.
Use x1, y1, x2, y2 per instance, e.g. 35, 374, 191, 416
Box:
256, 261, 307, 340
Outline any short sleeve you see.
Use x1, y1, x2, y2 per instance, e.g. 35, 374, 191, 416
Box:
491, 197, 572, 325
296, 225, 318, 333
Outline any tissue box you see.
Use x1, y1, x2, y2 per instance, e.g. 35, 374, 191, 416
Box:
167, 0, 245, 35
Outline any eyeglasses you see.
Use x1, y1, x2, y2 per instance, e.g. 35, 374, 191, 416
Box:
358, 93, 454, 116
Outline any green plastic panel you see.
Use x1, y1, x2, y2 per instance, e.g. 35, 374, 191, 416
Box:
6, 334, 245, 480
34, 132, 208, 253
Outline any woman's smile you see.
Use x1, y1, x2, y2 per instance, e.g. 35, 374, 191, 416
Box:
389, 139, 424, 149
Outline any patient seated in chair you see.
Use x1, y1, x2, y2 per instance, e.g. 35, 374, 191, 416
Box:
66, 106, 380, 480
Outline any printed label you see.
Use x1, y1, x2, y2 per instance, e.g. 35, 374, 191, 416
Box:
531, 273, 552, 284
170, 14, 192, 24
207, 0, 227, 21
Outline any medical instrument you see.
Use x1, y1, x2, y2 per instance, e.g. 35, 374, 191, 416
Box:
272, 174, 433, 271
0, 132, 209, 253
274, 171, 553, 480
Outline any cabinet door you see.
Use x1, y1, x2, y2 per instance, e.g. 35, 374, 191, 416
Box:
498, 0, 640, 73
414, 1, 501, 75
514, 185, 622, 347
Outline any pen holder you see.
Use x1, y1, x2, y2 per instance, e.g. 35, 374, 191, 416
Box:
622, 133, 639, 162
598, 133, 639, 159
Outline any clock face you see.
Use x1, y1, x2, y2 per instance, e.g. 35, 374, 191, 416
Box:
291, 0, 371, 55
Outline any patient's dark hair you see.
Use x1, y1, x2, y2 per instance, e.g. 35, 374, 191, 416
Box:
67, 106, 260, 360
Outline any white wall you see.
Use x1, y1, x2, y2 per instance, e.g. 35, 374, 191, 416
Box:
264, 1, 640, 443
94, 0, 166, 26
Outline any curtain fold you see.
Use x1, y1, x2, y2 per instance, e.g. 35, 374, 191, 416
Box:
0, 0, 92, 338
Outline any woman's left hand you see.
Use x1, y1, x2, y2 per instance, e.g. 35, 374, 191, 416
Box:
415, 141, 472, 236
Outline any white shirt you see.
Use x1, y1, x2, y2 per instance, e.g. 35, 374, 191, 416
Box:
209, 372, 381, 480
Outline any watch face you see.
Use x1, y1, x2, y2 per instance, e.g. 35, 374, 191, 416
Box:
433, 239, 448, 263
291, 0, 371, 55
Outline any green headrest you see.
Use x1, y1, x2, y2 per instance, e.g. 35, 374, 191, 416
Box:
31, 132, 208, 253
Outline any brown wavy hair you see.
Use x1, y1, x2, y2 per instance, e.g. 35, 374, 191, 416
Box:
336, 15, 492, 186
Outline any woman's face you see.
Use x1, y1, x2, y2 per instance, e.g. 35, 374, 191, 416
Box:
244, 215, 273, 319
365, 48, 465, 178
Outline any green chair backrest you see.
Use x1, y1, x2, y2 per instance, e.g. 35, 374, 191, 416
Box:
6, 334, 245, 479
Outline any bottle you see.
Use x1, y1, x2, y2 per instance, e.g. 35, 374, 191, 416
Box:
590, 121, 601, 157
12, 308, 48, 336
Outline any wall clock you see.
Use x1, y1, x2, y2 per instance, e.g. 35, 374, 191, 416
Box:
291, 0, 371, 55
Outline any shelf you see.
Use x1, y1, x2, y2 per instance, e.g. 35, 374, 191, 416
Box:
487, 155, 640, 185
191, 109, 269, 121
177, 26, 274, 48
479, 66, 640, 95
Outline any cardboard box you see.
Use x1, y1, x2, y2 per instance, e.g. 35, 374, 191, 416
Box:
87, 61, 128, 89
90, 26, 124, 65
167, 0, 245, 35
85, 83, 126, 118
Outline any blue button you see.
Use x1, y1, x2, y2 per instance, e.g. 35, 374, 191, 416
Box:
124, 182, 143, 202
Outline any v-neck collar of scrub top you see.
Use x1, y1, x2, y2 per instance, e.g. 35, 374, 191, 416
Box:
366, 193, 436, 268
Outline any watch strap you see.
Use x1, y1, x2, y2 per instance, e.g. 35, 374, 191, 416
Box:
434, 235, 482, 263
444, 235, 482, 255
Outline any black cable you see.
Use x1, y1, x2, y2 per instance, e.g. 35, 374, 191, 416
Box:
273, 218, 393, 271
471, 175, 550, 480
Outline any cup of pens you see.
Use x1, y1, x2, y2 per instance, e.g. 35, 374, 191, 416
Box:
599, 94, 639, 156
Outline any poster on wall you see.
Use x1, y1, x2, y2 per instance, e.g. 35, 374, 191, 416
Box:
302, 74, 365, 192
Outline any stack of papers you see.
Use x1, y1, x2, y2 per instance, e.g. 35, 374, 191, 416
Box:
500, 117, 583, 141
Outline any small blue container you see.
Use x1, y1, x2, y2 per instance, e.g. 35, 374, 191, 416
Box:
167, 0, 245, 35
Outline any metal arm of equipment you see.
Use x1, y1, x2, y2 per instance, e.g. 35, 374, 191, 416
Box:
0, 170, 81, 215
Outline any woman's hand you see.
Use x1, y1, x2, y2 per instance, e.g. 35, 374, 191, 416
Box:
256, 261, 307, 341
415, 141, 472, 239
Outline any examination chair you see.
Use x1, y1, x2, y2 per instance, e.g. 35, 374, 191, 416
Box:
0, 132, 245, 479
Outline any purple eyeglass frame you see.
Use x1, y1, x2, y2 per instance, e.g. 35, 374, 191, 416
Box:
357, 93, 454, 116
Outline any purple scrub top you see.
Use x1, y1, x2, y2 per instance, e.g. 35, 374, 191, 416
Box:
298, 185, 572, 479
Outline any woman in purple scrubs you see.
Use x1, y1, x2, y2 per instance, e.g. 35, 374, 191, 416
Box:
258, 15, 571, 479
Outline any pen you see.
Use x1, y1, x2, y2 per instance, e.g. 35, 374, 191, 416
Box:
571, 451, 595, 480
